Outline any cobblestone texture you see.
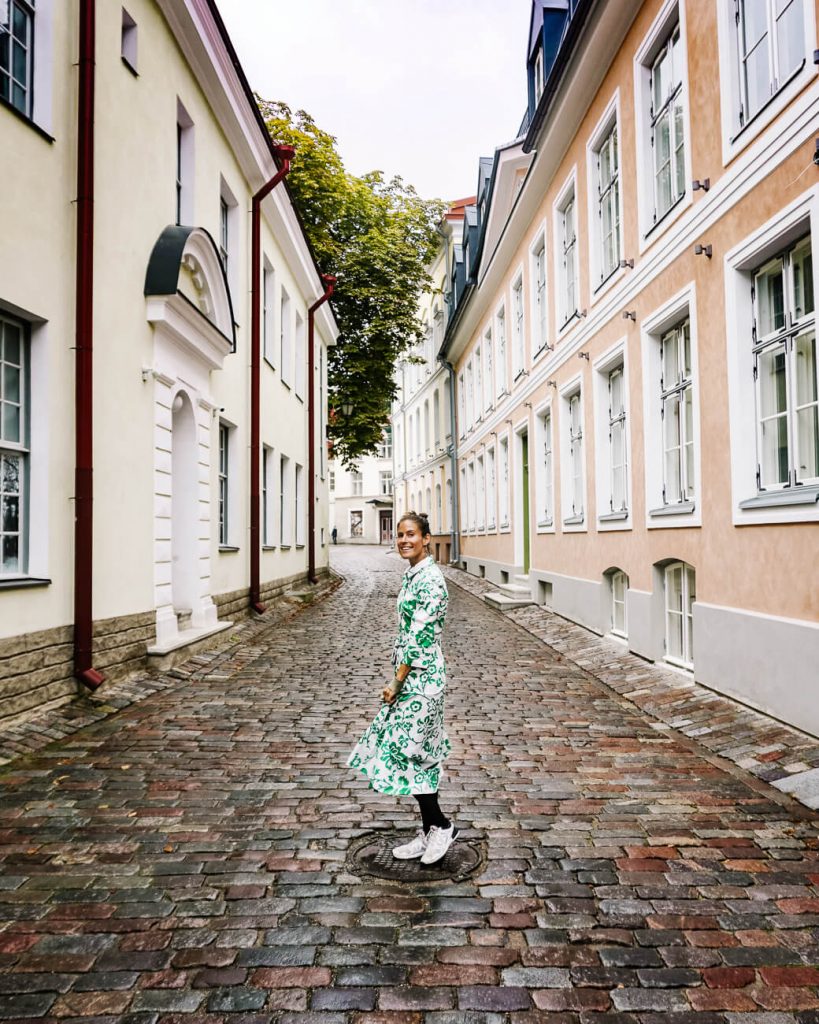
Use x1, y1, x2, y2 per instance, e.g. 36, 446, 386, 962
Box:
0, 546, 816, 1023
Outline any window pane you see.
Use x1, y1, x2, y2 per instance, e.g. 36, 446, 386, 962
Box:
12, 39, 25, 83
2, 534, 19, 572
3, 364, 20, 403
2, 494, 18, 532
2, 401, 20, 442
654, 110, 672, 216
775, 0, 804, 80
662, 328, 680, 387
683, 387, 695, 497
673, 101, 686, 200
744, 40, 771, 116
664, 394, 682, 503
11, 80, 24, 111
758, 344, 790, 485
741, 1, 768, 52
0, 33, 9, 76
12, 4, 28, 42
1, 454, 20, 494
795, 329, 818, 480
792, 237, 813, 320
653, 46, 670, 108
756, 259, 786, 336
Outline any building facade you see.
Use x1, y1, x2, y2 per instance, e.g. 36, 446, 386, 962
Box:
0, 0, 337, 722
329, 429, 394, 545
442, 0, 819, 735
392, 199, 473, 564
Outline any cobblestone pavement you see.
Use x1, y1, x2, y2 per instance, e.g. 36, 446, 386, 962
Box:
0, 546, 817, 1024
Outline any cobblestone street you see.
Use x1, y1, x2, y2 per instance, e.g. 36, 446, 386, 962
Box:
1, 546, 818, 1023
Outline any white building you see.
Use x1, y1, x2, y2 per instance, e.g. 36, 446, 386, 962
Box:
329, 429, 394, 545
0, 0, 338, 723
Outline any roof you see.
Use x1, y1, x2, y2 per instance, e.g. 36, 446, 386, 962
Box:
445, 196, 477, 220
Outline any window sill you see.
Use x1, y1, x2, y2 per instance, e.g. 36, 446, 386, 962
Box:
295, 544, 305, 549
730, 59, 806, 146
263, 355, 276, 371
563, 514, 584, 526
280, 544, 292, 550
533, 342, 553, 362
262, 545, 277, 551
537, 518, 553, 529
513, 369, 528, 384
739, 486, 819, 510
599, 510, 629, 522
281, 380, 291, 391
649, 500, 695, 518
663, 655, 694, 674
644, 192, 686, 242
0, 96, 55, 143
121, 55, 139, 78
219, 545, 240, 553
295, 394, 304, 404
0, 576, 52, 591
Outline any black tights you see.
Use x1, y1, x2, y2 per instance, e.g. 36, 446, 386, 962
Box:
414, 792, 451, 833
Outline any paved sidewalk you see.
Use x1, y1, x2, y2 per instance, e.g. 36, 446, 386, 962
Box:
0, 545, 816, 1023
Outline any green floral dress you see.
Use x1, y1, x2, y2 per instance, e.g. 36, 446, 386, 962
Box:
347, 556, 450, 795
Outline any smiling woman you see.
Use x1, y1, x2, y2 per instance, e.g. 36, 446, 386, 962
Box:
347, 510, 459, 866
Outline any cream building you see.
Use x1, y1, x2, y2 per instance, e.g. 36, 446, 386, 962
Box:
443, 0, 819, 735
0, 0, 338, 722
329, 429, 394, 545
392, 199, 473, 564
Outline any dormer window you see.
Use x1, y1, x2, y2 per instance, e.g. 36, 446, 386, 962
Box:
534, 48, 544, 103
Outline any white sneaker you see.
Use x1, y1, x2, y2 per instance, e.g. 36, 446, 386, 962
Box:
392, 829, 428, 860
420, 824, 458, 864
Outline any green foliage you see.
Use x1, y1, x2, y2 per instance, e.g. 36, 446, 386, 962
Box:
258, 98, 445, 466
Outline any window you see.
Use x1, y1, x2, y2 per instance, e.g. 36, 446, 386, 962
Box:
536, 408, 553, 526
121, 8, 138, 73
218, 422, 230, 545
467, 460, 477, 531
665, 561, 695, 668
476, 454, 485, 530
0, 315, 27, 574
562, 389, 584, 523
1, 0, 34, 116
424, 399, 431, 453
219, 197, 229, 271
466, 361, 474, 430
263, 261, 274, 364
435, 483, 442, 533
661, 318, 695, 505
459, 466, 468, 530
610, 569, 628, 637
295, 463, 304, 546
377, 427, 392, 459
499, 436, 510, 527
496, 306, 507, 396
483, 328, 493, 410
349, 509, 363, 538
533, 238, 548, 354
735, 0, 804, 128
752, 235, 816, 491
294, 312, 305, 399
512, 277, 525, 377
445, 478, 453, 531
280, 288, 292, 386
379, 470, 392, 496
262, 445, 274, 546
608, 367, 628, 513
444, 377, 452, 440
474, 347, 482, 419
329, 469, 335, 492
280, 454, 291, 546
534, 47, 544, 103
175, 101, 194, 225
351, 469, 363, 496
558, 192, 578, 325
218, 179, 238, 294
487, 446, 496, 529
458, 372, 465, 437
433, 391, 440, 447
649, 24, 685, 222
595, 121, 621, 284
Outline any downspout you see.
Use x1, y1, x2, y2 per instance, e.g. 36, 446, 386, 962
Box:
439, 357, 461, 565
307, 275, 336, 584
249, 144, 294, 613
74, 0, 104, 690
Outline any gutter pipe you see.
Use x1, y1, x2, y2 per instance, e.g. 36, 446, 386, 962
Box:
249, 145, 294, 613
307, 275, 336, 584
74, 0, 104, 691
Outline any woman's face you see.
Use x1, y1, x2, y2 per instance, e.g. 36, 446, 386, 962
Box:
396, 519, 429, 564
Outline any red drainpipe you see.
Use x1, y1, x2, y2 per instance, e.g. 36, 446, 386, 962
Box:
249, 145, 295, 613
307, 275, 336, 585
74, 0, 104, 690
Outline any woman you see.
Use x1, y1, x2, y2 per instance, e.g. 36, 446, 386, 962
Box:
347, 511, 457, 864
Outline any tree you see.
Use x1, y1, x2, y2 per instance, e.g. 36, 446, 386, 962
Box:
258, 99, 445, 466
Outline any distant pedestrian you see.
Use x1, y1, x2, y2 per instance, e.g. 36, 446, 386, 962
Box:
347, 511, 456, 864
331, 526, 338, 545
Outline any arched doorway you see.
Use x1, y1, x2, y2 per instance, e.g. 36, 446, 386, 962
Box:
171, 391, 198, 624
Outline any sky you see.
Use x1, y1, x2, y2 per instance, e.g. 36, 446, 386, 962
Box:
216, 0, 533, 203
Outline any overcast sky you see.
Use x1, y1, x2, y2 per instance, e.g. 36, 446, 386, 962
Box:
216, 0, 532, 203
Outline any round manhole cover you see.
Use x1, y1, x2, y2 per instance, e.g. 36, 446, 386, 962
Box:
348, 832, 484, 882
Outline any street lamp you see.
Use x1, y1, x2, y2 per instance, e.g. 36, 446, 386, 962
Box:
340, 401, 354, 417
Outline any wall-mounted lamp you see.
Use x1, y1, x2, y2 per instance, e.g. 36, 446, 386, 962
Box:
622, 310, 636, 321
619, 258, 634, 270
578, 352, 590, 361
141, 367, 153, 383
578, 309, 588, 318
523, 401, 533, 409
694, 244, 713, 258
504, 418, 513, 425
541, 342, 554, 352
547, 380, 558, 389
692, 177, 710, 192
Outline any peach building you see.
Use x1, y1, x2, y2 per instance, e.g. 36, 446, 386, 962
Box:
441, 0, 819, 735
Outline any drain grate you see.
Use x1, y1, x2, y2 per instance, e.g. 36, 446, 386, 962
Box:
348, 832, 483, 882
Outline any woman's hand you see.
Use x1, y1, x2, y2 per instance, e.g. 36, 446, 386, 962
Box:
382, 683, 399, 704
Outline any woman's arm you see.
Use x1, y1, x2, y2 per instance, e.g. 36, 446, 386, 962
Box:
382, 662, 410, 704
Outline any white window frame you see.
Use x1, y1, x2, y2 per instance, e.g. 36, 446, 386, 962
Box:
609, 568, 629, 638
586, 94, 624, 299
534, 400, 555, 532
664, 560, 695, 669
0, 313, 29, 575
593, 340, 632, 530
262, 258, 275, 366
294, 311, 306, 400
483, 325, 493, 411
725, 190, 819, 524
530, 226, 549, 358
715, 0, 816, 164
534, 47, 544, 103
495, 303, 508, 397
560, 378, 586, 531
218, 421, 232, 547
467, 459, 476, 532
458, 371, 466, 438
499, 434, 511, 530
486, 445, 497, 531
351, 468, 363, 497
1, 0, 35, 117
280, 453, 292, 547
176, 99, 195, 226
379, 470, 392, 496
262, 444, 275, 547
466, 360, 474, 431
474, 345, 483, 423
218, 177, 239, 298
280, 286, 292, 387
295, 463, 305, 546
553, 170, 580, 335
511, 270, 526, 380
641, 285, 702, 528
633, 0, 693, 249
459, 465, 468, 531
